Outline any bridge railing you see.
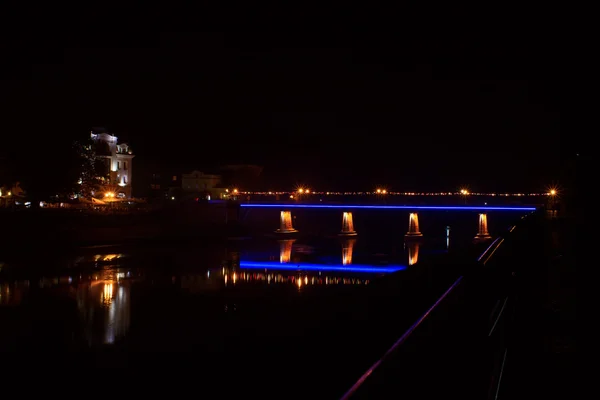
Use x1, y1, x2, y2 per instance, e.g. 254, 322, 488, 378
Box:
339, 211, 537, 400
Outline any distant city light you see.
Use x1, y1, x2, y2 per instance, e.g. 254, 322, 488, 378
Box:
549, 189, 556, 196
214, 190, 549, 197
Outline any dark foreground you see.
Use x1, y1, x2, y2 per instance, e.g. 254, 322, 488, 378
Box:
0, 209, 574, 399
0, 231, 475, 399
343, 210, 576, 399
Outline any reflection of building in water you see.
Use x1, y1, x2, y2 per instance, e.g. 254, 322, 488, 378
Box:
407, 241, 420, 265
0, 282, 27, 306
94, 254, 124, 262
341, 238, 357, 265
279, 239, 296, 263
76, 270, 131, 345
70, 253, 126, 268
0, 283, 10, 305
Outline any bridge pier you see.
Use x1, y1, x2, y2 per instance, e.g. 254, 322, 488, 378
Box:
341, 237, 357, 265
279, 239, 296, 263
339, 211, 358, 236
474, 213, 492, 241
276, 210, 298, 234
405, 212, 423, 238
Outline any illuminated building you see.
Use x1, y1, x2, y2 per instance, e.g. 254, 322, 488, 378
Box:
90, 129, 135, 198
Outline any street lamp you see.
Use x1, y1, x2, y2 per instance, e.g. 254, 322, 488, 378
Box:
547, 188, 558, 211
460, 189, 469, 204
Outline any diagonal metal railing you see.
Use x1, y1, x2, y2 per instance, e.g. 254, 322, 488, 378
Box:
338, 211, 535, 400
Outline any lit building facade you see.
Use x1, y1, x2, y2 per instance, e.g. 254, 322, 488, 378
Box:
90, 131, 135, 198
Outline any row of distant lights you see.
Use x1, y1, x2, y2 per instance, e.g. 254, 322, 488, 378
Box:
228, 188, 558, 197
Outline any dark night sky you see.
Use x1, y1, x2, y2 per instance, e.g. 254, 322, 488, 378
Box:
1, 6, 576, 192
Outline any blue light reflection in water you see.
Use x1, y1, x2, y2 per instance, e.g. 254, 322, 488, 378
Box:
239, 261, 406, 273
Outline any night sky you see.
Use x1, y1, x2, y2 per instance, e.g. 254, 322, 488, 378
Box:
2, 7, 575, 192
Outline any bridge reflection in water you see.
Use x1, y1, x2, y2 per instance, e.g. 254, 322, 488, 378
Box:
407, 241, 420, 266
239, 237, 406, 274
342, 238, 357, 265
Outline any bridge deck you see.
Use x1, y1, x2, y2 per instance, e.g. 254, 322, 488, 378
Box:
240, 203, 537, 211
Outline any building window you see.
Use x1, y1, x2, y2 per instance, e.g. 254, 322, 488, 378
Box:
124, 161, 128, 170
172, 175, 177, 181
117, 161, 120, 170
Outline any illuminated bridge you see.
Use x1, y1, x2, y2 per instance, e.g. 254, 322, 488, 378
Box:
240, 204, 537, 211
239, 203, 536, 239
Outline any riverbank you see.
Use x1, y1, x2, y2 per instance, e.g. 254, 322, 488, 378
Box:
0, 202, 245, 257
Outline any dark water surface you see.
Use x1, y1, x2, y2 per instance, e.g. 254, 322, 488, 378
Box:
0, 210, 526, 398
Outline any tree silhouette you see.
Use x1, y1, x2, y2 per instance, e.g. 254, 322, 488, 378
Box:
8, 137, 82, 206
74, 138, 108, 198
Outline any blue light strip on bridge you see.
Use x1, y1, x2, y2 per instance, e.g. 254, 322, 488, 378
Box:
239, 261, 406, 273
239, 204, 536, 211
